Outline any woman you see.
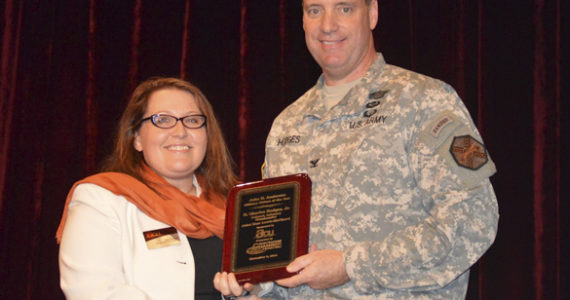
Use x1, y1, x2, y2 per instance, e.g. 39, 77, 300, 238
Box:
56, 77, 237, 299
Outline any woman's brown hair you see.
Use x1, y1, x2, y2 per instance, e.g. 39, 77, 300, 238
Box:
102, 77, 238, 197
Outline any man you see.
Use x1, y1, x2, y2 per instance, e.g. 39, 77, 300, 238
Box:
215, 0, 498, 298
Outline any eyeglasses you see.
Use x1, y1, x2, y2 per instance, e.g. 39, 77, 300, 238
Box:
140, 114, 207, 129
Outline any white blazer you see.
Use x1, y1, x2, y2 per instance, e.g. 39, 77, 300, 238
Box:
59, 183, 196, 300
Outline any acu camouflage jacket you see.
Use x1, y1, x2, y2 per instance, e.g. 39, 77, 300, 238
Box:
262, 53, 499, 299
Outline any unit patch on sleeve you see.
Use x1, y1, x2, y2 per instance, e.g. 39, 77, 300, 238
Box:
449, 135, 488, 170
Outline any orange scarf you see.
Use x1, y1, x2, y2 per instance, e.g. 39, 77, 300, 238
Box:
56, 168, 226, 243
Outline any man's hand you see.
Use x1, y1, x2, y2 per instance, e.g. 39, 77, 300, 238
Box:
275, 244, 349, 290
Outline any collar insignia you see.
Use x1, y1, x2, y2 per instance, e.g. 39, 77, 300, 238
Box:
310, 159, 320, 168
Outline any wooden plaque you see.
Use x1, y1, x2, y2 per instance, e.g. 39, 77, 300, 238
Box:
221, 173, 311, 284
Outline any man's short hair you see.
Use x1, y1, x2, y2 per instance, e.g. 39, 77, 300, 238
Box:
302, 0, 372, 5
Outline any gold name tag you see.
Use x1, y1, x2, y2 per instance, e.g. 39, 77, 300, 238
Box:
143, 227, 181, 249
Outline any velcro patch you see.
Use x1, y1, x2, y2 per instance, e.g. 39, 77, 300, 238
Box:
431, 116, 453, 137
449, 135, 488, 170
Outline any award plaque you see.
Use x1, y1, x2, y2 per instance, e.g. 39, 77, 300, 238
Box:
221, 173, 311, 284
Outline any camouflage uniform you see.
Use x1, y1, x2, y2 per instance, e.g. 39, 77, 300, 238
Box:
261, 53, 499, 299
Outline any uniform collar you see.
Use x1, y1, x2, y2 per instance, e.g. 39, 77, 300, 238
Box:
303, 53, 387, 121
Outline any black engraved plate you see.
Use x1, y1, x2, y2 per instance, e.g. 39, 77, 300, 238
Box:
221, 173, 311, 284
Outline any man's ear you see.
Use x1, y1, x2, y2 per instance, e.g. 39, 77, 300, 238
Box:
369, 0, 379, 30
133, 132, 143, 152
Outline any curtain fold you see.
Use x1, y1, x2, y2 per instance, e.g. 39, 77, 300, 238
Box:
0, 0, 22, 217
0, 1, 566, 299
532, 0, 561, 299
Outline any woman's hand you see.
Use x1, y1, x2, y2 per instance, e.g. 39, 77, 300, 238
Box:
213, 272, 261, 299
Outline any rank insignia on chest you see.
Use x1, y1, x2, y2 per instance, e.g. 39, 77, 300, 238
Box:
449, 135, 488, 170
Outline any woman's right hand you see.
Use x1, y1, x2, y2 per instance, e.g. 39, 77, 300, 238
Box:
213, 272, 261, 299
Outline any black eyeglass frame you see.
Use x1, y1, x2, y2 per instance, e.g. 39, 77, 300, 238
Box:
139, 114, 207, 129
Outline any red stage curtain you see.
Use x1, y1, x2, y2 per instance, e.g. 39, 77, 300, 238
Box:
0, 0, 567, 299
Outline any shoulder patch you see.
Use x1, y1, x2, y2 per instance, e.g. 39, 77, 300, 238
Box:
449, 135, 488, 170
417, 111, 461, 151
431, 115, 454, 137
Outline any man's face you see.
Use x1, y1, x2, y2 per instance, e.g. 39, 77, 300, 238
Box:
302, 0, 378, 83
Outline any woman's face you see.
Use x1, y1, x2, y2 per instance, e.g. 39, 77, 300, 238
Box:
134, 88, 207, 190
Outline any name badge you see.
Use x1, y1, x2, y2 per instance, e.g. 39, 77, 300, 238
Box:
143, 227, 181, 249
